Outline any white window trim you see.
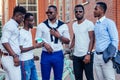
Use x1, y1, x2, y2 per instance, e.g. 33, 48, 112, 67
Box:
16, 0, 38, 27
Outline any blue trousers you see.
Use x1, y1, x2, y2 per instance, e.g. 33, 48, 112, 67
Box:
20, 59, 38, 80
41, 50, 64, 80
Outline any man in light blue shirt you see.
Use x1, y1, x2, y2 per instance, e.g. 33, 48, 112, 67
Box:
94, 2, 118, 80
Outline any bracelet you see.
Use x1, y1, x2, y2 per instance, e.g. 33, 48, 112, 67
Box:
12, 54, 18, 58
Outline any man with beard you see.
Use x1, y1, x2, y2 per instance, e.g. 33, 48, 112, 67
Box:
35, 5, 70, 80
94, 2, 118, 80
69, 4, 95, 80
19, 13, 42, 80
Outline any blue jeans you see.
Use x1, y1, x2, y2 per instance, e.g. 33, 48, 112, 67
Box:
41, 50, 64, 80
20, 59, 38, 80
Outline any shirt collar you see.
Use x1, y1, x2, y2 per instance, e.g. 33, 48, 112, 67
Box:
96, 16, 106, 23
10, 19, 19, 27
48, 19, 58, 25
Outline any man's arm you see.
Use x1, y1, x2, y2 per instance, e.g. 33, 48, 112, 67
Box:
108, 21, 119, 50
87, 31, 95, 52
2, 43, 16, 57
69, 34, 75, 49
2, 43, 19, 66
83, 31, 95, 64
20, 43, 43, 53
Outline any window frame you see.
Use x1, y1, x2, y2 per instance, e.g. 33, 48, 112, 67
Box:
16, 0, 38, 27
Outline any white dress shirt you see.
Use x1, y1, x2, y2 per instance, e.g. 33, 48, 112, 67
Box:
35, 19, 70, 52
1, 19, 21, 55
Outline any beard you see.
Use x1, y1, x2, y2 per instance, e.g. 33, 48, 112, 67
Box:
76, 16, 83, 20
48, 17, 56, 21
48, 16, 56, 21
94, 13, 101, 18
28, 24, 33, 29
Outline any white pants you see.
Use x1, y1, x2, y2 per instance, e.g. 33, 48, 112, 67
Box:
1, 55, 21, 80
94, 53, 115, 80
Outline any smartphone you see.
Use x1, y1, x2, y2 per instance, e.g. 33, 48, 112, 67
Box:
37, 38, 42, 43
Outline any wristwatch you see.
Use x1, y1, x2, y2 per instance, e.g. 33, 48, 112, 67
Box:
87, 51, 91, 55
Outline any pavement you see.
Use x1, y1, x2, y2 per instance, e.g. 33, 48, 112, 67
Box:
34, 48, 120, 80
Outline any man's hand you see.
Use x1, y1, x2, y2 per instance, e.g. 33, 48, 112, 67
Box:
44, 43, 53, 53
34, 43, 43, 48
50, 29, 61, 38
34, 56, 39, 61
13, 56, 20, 66
83, 54, 91, 64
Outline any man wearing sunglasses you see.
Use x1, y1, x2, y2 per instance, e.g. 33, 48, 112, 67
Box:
69, 4, 95, 80
35, 5, 70, 80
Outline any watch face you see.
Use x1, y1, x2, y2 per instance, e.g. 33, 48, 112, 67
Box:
87, 52, 91, 54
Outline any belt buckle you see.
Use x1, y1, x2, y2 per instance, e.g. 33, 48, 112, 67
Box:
96, 52, 103, 55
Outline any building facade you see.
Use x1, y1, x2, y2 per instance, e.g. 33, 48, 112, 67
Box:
2, 0, 120, 46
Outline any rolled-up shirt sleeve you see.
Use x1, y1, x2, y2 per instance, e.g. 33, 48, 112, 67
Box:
1, 27, 12, 43
62, 24, 70, 40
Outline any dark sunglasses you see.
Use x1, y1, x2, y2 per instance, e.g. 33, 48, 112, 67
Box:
46, 12, 54, 15
75, 11, 83, 13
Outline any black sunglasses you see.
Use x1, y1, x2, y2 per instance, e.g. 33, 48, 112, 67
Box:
46, 12, 54, 15
75, 11, 83, 13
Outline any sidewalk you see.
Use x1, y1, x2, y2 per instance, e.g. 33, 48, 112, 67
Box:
33, 48, 120, 80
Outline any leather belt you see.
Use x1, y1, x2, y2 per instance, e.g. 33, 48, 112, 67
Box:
96, 52, 103, 55
2, 52, 11, 56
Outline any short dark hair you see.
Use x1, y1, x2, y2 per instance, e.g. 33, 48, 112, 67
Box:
24, 13, 33, 21
74, 4, 84, 11
96, 2, 107, 13
48, 5, 57, 11
13, 6, 26, 16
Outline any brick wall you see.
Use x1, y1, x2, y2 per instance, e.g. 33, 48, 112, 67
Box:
116, 0, 120, 48
2, 0, 120, 47
67, 0, 120, 48
84, 0, 115, 23
85, 0, 120, 48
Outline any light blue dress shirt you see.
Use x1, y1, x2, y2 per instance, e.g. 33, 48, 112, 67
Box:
94, 16, 119, 52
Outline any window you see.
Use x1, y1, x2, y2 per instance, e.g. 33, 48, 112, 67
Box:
65, 0, 71, 22
53, 0, 57, 5
58, 0, 63, 20
17, 0, 38, 26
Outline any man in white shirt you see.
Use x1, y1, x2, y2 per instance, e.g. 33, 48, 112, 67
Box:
35, 5, 70, 80
1, 6, 26, 80
69, 4, 95, 80
0, 26, 5, 80
19, 13, 42, 80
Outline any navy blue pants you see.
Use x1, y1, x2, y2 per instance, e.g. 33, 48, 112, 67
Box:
41, 50, 64, 80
